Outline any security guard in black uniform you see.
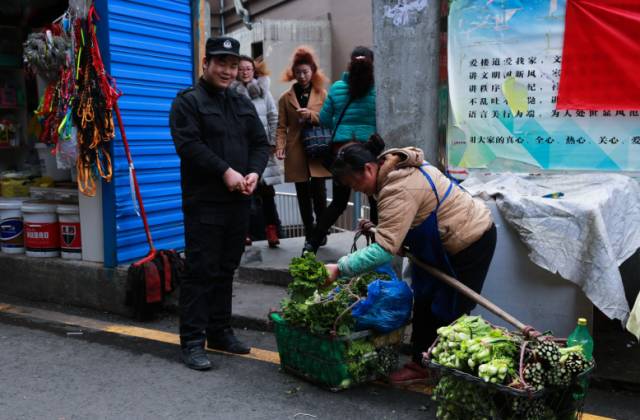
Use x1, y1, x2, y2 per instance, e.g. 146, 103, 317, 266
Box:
170, 36, 270, 370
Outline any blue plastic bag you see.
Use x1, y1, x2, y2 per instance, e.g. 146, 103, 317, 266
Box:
351, 264, 413, 333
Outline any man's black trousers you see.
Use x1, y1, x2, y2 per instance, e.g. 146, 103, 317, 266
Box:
179, 201, 249, 346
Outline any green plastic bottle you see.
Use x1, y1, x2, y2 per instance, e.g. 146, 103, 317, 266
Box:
567, 318, 593, 361
567, 318, 593, 403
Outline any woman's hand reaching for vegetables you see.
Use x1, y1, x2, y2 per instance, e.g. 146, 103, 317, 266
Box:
324, 264, 340, 286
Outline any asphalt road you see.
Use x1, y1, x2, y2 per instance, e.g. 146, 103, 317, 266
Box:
0, 318, 432, 420
0, 307, 638, 420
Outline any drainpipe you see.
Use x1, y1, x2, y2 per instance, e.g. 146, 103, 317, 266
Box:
220, 0, 225, 34
234, 0, 252, 30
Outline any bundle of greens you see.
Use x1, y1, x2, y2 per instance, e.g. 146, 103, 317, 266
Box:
281, 252, 390, 336
433, 376, 499, 420
430, 316, 518, 384
279, 253, 400, 387
286, 252, 330, 301
428, 315, 594, 420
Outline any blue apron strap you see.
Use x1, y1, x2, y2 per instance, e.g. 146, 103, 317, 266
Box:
442, 181, 454, 202
445, 170, 470, 195
418, 165, 441, 207
419, 164, 455, 210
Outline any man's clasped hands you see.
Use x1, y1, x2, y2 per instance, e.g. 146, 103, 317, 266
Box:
223, 168, 260, 196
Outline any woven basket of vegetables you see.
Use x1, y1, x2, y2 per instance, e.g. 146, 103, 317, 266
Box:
270, 312, 403, 391
424, 315, 594, 420
269, 252, 407, 391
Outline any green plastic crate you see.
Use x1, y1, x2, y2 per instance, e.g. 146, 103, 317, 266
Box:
270, 312, 404, 391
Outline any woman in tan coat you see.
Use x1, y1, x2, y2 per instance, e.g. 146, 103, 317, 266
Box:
276, 46, 331, 242
324, 135, 497, 386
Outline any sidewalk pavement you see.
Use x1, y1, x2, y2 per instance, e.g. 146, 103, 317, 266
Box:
0, 231, 362, 330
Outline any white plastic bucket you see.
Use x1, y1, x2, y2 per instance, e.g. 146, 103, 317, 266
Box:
35, 143, 70, 182
57, 204, 82, 260
21, 201, 59, 258
0, 198, 26, 254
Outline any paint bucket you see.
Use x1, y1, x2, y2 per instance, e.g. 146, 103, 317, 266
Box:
21, 201, 59, 258
0, 198, 26, 254
57, 204, 82, 260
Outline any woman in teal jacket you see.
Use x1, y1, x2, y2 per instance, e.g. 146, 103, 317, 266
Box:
303, 46, 377, 254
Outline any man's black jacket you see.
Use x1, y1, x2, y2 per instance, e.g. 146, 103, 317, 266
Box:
169, 78, 270, 205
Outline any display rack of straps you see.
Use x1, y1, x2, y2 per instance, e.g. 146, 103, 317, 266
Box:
72, 4, 120, 196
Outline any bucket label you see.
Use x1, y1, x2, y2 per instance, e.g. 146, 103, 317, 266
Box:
60, 222, 82, 251
0, 217, 24, 247
25, 222, 60, 252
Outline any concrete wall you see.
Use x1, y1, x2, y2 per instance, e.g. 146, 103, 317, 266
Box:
230, 19, 332, 99
472, 201, 594, 337
214, 0, 373, 82
327, 0, 374, 80
372, 0, 441, 165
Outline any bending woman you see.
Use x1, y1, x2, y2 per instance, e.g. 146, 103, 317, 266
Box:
324, 135, 497, 386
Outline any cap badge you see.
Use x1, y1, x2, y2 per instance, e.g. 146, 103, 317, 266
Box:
223, 40, 232, 49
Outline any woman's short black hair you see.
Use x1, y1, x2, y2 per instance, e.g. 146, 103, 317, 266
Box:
331, 134, 386, 179
348, 46, 374, 99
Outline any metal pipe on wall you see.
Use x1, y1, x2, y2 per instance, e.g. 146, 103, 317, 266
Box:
220, 0, 225, 34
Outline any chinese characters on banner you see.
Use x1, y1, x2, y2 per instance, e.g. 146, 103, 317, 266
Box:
447, 0, 640, 171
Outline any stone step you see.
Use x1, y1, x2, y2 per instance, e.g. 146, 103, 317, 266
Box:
236, 230, 367, 287
231, 281, 288, 332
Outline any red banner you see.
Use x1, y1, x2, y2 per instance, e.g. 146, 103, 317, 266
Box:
557, 0, 640, 110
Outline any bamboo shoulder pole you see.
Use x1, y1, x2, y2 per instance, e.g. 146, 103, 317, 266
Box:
406, 252, 529, 333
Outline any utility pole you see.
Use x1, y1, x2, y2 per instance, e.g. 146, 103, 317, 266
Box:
372, 0, 444, 170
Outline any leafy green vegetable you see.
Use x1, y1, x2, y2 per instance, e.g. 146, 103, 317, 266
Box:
433, 375, 499, 420
277, 254, 407, 389
287, 251, 329, 302
432, 316, 518, 375
282, 252, 390, 336
346, 340, 377, 382
303, 289, 355, 335
430, 315, 593, 419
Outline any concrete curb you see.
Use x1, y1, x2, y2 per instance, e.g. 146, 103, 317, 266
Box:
0, 252, 284, 333
236, 265, 291, 287
0, 253, 132, 317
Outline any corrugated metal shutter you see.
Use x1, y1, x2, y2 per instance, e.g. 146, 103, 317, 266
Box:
100, 0, 193, 265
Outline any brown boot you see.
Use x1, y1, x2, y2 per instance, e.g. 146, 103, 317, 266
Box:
265, 224, 280, 248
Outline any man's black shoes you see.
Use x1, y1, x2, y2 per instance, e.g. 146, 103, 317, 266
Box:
181, 340, 213, 371
181, 330, 250, 370
301, 241, 318, 256
207, 328, 251, 354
